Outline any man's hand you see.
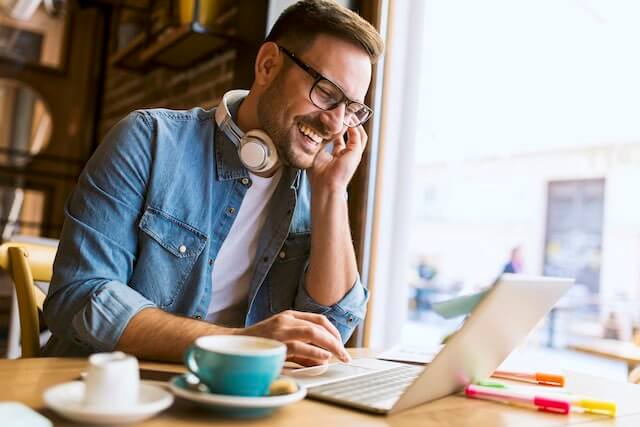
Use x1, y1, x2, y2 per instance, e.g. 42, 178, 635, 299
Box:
309, 125, 368, 192
237, 310, 351, 366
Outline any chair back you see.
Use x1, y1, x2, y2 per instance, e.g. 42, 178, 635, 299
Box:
0, 242, 57, 357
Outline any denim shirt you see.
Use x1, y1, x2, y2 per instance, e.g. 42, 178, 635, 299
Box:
42, 106, 368, 356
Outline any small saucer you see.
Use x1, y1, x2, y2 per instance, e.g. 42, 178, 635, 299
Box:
168, 374, 306, 418
43, 381, 173, 424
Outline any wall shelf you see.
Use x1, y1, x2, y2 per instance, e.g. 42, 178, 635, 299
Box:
107, 31, 148, 71
102, 0, 241, 71
139, 1, 238, 69
138, 24, 231, 68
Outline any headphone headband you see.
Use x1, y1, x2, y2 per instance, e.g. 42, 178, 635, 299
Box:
214, 90, 249, 146
215, 90, 280, 174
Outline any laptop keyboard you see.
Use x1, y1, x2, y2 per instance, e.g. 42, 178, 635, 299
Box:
307, 365, 423, 409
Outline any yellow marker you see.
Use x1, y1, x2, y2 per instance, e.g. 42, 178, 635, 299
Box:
570, 398, 617, 417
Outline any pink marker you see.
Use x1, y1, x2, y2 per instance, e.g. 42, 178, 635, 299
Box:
465, 384, 570, 415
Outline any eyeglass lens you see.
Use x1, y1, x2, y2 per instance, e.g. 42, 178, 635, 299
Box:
311, 80, 370, 127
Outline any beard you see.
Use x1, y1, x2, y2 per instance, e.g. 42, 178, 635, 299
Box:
257, 75, 330, 170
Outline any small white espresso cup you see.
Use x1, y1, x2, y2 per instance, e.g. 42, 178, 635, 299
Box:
84, 352, 140, 409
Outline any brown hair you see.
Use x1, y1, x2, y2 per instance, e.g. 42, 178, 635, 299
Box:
265, 0, 384, 64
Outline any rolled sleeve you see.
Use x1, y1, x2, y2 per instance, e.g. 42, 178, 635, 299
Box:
294, 265, 369, 342
72, 281, 156, 351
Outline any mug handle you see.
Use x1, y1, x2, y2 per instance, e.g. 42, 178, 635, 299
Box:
184, 345, 200, 376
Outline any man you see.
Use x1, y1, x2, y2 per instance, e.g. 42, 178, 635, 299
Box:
43, 0, 384, 367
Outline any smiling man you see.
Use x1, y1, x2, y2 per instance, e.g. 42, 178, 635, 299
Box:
43, 0, 384, 366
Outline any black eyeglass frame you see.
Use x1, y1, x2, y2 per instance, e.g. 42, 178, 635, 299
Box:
278, 46, 373, 127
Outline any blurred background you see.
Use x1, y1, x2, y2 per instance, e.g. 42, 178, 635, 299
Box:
370, 0, 640, 381
1, 0, 640, 381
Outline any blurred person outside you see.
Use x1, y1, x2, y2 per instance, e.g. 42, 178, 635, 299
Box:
503, 246, 524, 274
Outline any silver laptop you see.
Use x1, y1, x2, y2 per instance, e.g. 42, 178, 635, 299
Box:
292, 274, 573, 414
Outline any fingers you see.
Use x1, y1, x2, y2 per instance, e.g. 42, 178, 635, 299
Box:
286, 324, 350, 363
286, 341, 332, 365
357, 125, 368, 151
340, 126, 367, 155
286, 312, 350, 363
287, 355, 330, 367
349, 126, 367, 151
245, 311, 352, 363
311, 148, 332, 171
332, 132, 347, 156
288, 311, 342, 343
279, 312, 350, 362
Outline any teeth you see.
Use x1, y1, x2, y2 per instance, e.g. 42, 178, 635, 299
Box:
298, 124, 322, 144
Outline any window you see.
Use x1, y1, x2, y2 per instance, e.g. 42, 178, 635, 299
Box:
0, 1, 68, 69
371, 0, 640, 379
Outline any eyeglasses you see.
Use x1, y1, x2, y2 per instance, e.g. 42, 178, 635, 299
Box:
279, 46, 373, 128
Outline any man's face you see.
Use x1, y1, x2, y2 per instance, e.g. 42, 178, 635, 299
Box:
257, 34, 372, 169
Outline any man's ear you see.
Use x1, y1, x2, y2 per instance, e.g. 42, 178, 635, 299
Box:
254, 42, 282, 87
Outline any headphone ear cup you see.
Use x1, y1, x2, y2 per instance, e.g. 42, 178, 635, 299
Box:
239, 129, 279, 173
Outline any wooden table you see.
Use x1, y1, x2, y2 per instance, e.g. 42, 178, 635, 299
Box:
3, 350, 640, 426
569, 338, 640, 369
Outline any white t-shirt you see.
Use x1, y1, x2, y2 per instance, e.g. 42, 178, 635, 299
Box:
205, 168, 283, 326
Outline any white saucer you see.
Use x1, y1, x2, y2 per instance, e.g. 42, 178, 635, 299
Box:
43, 381, 174, 424
168, 374, 306, 417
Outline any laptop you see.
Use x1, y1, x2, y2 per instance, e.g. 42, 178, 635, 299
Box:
288, 274, 574, 415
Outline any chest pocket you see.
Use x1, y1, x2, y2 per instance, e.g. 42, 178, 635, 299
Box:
133, 206, 207, 308
268, 232, 311, 313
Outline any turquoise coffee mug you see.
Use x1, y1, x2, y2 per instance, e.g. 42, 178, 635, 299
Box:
184, 335, 286, 396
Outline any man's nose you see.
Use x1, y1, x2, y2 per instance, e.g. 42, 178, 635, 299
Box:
319, 103, 346, 135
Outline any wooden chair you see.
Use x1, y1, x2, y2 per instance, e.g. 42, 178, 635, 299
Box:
630, 366, 640, 383
0, 242, 57, 358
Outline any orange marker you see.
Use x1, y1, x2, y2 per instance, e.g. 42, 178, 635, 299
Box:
492, 370, 565, 387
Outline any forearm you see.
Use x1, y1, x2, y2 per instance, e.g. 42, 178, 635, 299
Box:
306, 187, 358, 306
116, 307, 237, 362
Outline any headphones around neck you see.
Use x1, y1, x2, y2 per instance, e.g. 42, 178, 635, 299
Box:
215, 90, 280, 174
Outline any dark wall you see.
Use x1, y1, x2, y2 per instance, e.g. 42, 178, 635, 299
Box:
0, 4, 106, 237
98, 50, 236, 140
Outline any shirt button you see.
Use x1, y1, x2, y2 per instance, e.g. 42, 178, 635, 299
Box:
179, 245, 187, 253
279, 251, 286, 259
228, 207, 236, 215
348, 315, 354, 323
241, 177, 251, 186
193, 314, 202, 320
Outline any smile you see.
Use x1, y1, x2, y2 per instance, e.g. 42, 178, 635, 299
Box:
297, 123, 323, 145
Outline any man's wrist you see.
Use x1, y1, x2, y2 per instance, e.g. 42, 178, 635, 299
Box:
311, 181, 348, 198
226, 327, 244, 336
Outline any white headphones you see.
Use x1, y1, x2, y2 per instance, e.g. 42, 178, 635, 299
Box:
215, 90, 280, 174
